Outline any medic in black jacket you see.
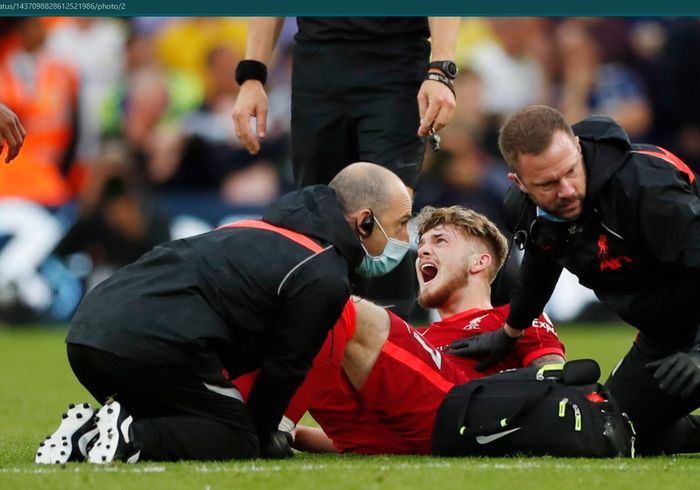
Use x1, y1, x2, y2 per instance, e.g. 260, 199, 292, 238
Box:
448, 105, 700, 454
37, 162, 413, 465
505, 116, 700, 343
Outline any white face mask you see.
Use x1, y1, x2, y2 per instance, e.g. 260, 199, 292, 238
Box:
355, 216, 410, 277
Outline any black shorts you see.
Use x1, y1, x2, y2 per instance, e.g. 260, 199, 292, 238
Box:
291, 38, 430, 189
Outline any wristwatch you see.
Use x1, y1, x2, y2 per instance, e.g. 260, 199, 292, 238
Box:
429, 60, 458, 80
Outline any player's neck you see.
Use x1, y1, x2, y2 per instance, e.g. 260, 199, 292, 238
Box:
437, 281, 492, 319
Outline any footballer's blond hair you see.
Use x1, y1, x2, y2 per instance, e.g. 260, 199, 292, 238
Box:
416, 206, 508, 282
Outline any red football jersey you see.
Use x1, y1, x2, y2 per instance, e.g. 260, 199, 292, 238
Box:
420, 304, 565, 378
305, 370, 408, 454
321, 312, 467, 454
235, 303, 565, 455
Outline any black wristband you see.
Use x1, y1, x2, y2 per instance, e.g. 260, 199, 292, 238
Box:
235, 59, 268, 86
424, 72, 455, 97
429, 60, 458, 79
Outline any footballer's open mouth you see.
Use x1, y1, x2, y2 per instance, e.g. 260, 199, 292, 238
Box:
420, 262, 438, 283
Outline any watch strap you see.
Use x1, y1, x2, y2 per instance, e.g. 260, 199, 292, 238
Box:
425, 72, 455, 96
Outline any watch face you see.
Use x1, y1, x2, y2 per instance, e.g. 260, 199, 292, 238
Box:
444, 61, 458, 78
431, 61, 458, 79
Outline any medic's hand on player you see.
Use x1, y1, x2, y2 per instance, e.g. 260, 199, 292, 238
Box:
0, 103, 26, 163
646, 349, 700, 398
445, 326, 522, 372
259, 430, 294, 459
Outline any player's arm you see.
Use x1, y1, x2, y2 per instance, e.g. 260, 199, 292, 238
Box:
244, 17, 285, 65
418, 17, 460, 136
529, 353, 566, 368
427, 17, 460, 61
232, 17, 285, 154
507, 250, 563, 332
292, 425, 339, 454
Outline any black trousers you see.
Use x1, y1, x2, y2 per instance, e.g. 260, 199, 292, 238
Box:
67, 343, 259, 461
291, 38, 429, 190
604, 334, 700, 454
291, 39, 429, 321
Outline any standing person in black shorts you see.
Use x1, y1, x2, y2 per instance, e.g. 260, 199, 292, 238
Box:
232, 17, 460, 318
36, 162, 413, 464
448, 105, 700, 454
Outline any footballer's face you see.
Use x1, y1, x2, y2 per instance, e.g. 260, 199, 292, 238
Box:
508, 130, 587, 220
416, 224, 475, 309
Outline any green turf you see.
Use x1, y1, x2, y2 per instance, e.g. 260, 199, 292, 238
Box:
1, 324, 698, 490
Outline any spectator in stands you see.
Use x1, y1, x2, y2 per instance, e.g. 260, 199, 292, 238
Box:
644, 18, 700, 173
153, 17, 248, 89
47, 17, 127, 165
54, 141, 170, 291
99, 25, 203, 178
0, 18, 81, 321
175, 45, 283, 206
554, 18, 652, 140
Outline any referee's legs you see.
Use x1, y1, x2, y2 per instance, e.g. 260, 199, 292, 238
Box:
291, 42, 357, 188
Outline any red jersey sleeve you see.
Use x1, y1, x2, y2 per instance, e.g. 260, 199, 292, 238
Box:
514, 312, 566, 367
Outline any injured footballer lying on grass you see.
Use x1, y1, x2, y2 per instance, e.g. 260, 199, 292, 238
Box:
234, 206, 632, 458
37, 206, 634, 463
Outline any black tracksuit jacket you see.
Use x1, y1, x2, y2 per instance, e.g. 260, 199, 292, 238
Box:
67, 185, 364, 436
505, 116, 700, 349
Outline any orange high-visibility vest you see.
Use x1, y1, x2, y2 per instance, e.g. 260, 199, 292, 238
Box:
0, 51, 78, 207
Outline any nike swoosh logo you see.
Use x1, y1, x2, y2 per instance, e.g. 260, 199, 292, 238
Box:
475, 427, 522, 444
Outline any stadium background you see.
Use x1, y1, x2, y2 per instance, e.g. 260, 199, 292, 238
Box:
2, 16, 699, 325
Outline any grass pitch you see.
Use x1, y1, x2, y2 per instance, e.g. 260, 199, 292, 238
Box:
1, 323, 698, 490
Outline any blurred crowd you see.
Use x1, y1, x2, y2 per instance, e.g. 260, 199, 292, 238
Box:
1, 16, 699, 324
